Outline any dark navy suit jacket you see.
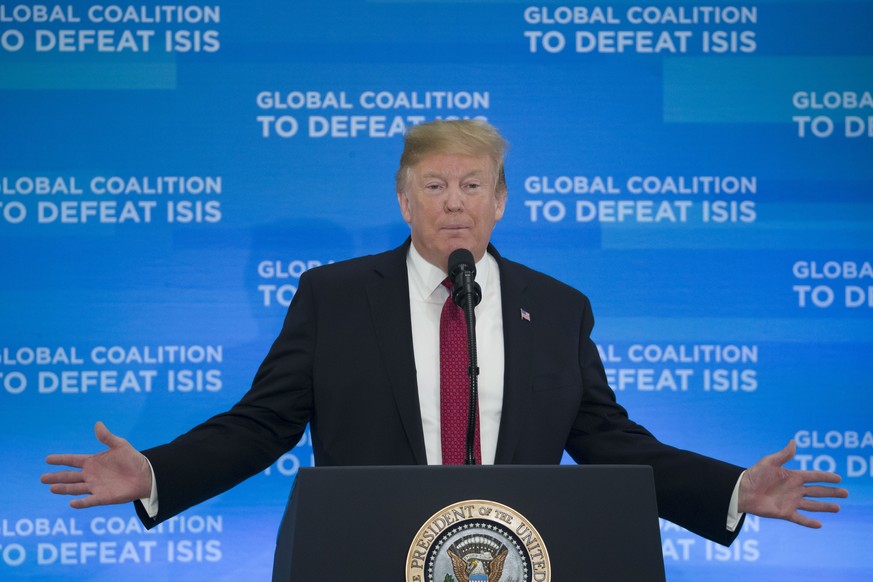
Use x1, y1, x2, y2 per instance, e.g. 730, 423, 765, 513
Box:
137, 241, 744, 545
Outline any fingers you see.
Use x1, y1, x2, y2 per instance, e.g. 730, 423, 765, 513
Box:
793, 471, 844, 485
764, 439, 797, 467
45, 454, 89, 468
45, 423, 120, 468
70, 496, 101, 510
802, 484, 849, 498
40, 470, 86, 485
94, 421, 125, 449
49, 482, 92, 496
788, 512, 823, 529
798, 499, 842, 513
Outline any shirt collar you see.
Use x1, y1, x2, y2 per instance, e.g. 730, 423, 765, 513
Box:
407, 242, 493, 303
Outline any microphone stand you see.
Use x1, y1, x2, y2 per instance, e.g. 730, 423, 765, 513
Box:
452, 267, 481, 466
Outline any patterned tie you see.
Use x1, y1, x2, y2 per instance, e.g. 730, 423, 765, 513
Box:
440, 278, 481, 465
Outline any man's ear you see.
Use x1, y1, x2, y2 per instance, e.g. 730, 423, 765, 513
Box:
397, 191, 412, 223
494, 191, 507, 222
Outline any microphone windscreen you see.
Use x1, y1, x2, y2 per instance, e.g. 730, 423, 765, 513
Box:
448, 248, 476, 279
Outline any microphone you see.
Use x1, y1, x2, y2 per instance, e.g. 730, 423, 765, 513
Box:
447, 249, 481, 465
448, 249, 482, 310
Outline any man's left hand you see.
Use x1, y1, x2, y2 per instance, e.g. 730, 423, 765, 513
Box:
739, 440, 849, 528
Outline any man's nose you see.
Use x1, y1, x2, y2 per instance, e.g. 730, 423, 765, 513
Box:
444, 184, 463, 211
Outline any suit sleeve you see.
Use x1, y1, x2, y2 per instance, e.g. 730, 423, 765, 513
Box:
135, 271, 319, 527
564, 296, 746, 546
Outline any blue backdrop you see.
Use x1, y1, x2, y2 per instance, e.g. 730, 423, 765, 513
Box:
1, 1, 871, 580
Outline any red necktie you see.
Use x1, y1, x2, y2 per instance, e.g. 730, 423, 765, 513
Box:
440, 278, 481, 465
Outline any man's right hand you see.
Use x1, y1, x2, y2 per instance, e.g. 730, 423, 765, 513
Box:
41, 421, 153, 509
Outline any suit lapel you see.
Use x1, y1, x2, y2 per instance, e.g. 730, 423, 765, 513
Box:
363, 242, 534, 465
366, 242, 428, 464
493, 252, 534, 464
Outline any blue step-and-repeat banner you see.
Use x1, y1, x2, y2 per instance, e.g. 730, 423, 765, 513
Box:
1, 1, 871, 580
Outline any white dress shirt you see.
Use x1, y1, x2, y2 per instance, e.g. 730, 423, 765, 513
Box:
405, 243, 504, 465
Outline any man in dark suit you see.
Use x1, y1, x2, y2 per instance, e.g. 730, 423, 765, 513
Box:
42, 120, 846, 548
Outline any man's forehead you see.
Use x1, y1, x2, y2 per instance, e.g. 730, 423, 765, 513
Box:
413, 153, 496, 176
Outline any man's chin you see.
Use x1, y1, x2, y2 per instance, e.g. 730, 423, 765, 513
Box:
443, 241, 486, 261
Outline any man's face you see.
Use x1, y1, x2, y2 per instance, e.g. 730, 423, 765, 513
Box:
398, 152, 506, 272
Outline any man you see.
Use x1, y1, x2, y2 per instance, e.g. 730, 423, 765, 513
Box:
42, 120, 847, 547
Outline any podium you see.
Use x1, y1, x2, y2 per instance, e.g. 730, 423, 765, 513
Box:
273, 465, 665, 581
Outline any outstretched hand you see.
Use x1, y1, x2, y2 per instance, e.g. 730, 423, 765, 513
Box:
739, 440, 848, 528
41, 422, 153, 509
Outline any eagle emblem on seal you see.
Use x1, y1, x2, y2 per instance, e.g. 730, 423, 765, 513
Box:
446, 534, 510, 582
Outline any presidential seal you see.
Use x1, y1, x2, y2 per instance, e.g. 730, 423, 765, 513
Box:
406, 500, 551, 582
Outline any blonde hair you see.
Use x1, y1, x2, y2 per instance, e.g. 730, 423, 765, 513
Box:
395, 119, 508, 195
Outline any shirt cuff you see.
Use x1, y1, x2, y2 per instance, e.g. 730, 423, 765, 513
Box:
138, 456, 159, 519
726, 471, 745, 532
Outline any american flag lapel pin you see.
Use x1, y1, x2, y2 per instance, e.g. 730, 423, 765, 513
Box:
520, 308, 531, 322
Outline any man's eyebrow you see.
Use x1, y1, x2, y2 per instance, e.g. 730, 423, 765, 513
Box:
419, 168, 490, 182
423, 168, 486, 177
